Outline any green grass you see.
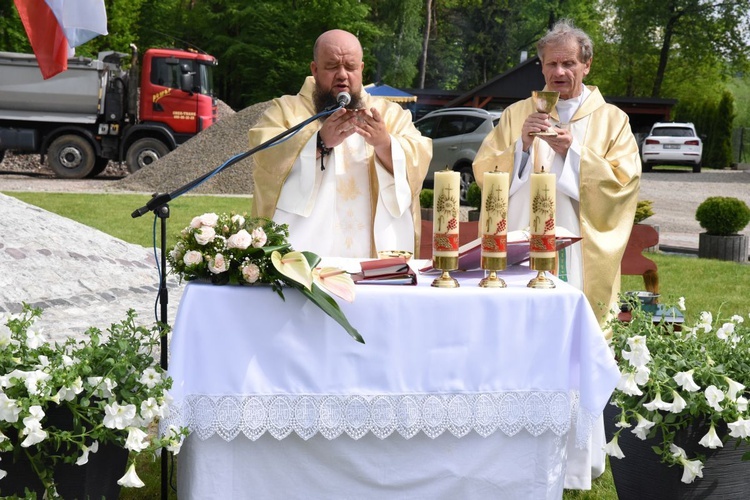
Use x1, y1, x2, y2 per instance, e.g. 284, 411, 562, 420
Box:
5, 191, 749, 498
4, 192, 252, 249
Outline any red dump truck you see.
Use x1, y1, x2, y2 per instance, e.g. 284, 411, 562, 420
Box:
0, 45, 217, 178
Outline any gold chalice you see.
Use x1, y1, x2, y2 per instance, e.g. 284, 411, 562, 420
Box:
530, 91, 560, 136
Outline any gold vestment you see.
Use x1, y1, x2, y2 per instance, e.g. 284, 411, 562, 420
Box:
474, 86, 641, 326
250, 77, 431, 257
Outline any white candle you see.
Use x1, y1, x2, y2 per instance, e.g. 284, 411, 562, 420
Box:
433, 170, 460, 257
529, 170, 556, 258
480, 171, 509, 259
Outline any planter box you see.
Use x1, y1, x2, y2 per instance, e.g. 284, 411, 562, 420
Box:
604, 404, 750, 500
698, 233, 748, 262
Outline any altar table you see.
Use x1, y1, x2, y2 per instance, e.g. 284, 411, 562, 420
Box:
165, 264, 619, 499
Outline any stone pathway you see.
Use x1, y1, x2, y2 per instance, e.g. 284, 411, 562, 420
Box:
0, 193, 184, 342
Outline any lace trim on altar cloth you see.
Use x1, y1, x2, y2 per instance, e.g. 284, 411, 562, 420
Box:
163, 391, 590, 444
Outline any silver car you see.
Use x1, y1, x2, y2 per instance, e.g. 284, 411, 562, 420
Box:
415, 107, 502, 202
641, 122, 702, 173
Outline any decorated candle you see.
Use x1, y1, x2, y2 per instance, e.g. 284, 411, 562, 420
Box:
529, 169, 556, 265
432, 170, 460, 267
480, 170, 509, 270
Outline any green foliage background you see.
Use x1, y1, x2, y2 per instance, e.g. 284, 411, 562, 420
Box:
2, 0, 750, 154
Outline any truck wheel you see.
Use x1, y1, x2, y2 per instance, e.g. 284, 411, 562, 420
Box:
87, 157, 111, 178
127, 138, 170, 173
48, 135, 95, 179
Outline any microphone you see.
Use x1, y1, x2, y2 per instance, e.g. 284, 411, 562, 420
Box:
336, 91, 351, 107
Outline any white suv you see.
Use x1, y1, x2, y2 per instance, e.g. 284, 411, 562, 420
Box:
641, 122, 702, 173
414, 107, 502, 202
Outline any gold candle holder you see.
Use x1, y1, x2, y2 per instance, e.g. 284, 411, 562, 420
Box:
431, 255, 459, 288
527, 255, 556, 289
480, 255, 507, 288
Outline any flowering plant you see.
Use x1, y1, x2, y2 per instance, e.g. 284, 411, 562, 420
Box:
167, 213, 361, 343
605, 296, 750, 484
0, 306, 187, 497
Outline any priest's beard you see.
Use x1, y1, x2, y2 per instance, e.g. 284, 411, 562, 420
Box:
313, 87, 363, 114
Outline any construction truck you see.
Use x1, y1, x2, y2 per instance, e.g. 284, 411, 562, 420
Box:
0, 45, 217, 178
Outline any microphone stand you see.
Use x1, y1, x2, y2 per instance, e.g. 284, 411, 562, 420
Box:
130, 101, 344, 500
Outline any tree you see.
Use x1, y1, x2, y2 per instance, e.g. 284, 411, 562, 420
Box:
365, 0, 423, 87
598, 0, 750, 98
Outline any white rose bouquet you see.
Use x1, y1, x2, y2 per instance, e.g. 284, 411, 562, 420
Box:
167, 213, 361, 343
605, 296, 750, 484
0, 306, 187, 497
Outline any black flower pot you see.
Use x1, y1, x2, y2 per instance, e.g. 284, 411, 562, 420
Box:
0, 405, 129, 498
604, 404, 750, 499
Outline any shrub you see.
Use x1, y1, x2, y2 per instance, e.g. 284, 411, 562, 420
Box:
695, 196, 750, 235
419, 189, 434, 209
466, 182, 482, 208
635, 200, 655, 224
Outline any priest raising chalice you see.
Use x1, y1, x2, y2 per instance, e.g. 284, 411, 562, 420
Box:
473, 18, 641, 492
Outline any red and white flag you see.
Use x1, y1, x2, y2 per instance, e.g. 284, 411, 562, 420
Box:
13, 0, 108, 79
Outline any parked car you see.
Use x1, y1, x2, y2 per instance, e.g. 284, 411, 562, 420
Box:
641, 122, 703, 173
414, 107, 502, 202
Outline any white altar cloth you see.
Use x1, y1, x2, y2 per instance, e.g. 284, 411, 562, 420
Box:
166, 265, 618, 499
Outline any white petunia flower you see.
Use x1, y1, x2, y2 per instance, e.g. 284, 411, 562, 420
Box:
165, 425, 185, 455
76, 441, 99, 466
117, 463, 146, 488
644, 392, 673, 411
634, 365, 650, 386
622, 335, 652, 367
87, 376, 117, 399
736, 396, 748, 412
616, 372, 643, 396
669, 391, 688, 413
604, 435, 625, 459
678, 457, 704, 484
698, 423, 723, 449
670, 443, 687, 459
673, 370, 701, 392
704, 385, 725, 412
0, 393, 21, 423
103, 402, 137, 430
728, 417, 750, 439
124, 427, 150, 452
25, 327, 46, 349
697, 311, 713, 333
139, 368, 162, 389
731, 314, 744, 324
21, 406, 47, 447
716, 322, 734, 341
724, 377, 745, 401
632, 414, 655, 440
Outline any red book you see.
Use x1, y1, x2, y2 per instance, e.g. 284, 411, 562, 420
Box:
353, 257, 417, 285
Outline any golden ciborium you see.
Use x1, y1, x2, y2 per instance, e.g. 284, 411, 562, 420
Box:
530, 91, 560, 136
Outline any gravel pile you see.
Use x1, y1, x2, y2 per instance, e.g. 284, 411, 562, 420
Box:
113, 100, 270, 196
0, 98, 263, 195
